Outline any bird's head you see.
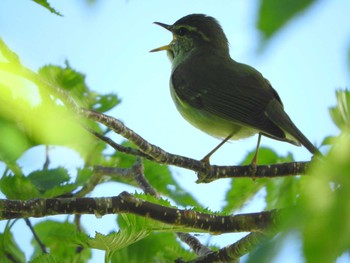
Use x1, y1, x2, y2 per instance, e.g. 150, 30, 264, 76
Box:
150, 14, 229, 64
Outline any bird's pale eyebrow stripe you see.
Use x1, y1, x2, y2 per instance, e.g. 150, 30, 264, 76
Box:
175, 25, 210, 42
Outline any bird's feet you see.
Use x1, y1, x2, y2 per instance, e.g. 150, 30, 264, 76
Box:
196, 156, 213, 183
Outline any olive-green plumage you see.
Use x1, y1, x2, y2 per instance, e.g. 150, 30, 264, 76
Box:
151, 14, 319, 156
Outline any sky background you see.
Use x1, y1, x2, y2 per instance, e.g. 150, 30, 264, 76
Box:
0, 0, 350, 262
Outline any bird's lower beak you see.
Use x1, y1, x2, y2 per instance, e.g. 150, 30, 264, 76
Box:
150, 44, 171, 52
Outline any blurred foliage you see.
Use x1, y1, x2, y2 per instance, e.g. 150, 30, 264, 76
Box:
257, 0, 317, 41
0, 1, 349, 262
329, 89, 350, 131
0, 228, 26, 263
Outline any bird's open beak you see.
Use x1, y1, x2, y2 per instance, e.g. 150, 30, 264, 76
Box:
150, 22, 174, 53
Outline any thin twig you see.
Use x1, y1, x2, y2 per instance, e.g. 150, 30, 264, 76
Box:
24, 218, 47, 254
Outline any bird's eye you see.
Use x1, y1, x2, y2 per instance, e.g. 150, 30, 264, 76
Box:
176, 27, 188, 36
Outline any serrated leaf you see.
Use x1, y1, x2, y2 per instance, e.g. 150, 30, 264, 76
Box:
39, 63, 120, 113
86, 211, 203, 253
32, 0, 62, 16
39, 63, 89, 107
0, 174, 40, 199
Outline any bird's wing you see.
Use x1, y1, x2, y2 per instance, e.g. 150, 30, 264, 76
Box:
171, 57, 287, 140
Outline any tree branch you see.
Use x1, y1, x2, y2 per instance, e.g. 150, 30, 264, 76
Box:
0, 192, 278, 234
80, 109, 312, 182
183, 232, 269, 263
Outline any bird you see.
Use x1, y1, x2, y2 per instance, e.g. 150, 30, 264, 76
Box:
150, 14, 320, 164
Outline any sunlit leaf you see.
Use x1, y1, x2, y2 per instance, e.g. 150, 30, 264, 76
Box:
0, 64, 95, 159
0, 116, 33, 161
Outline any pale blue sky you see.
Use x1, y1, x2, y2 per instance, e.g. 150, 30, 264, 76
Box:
0, 0, 350, 262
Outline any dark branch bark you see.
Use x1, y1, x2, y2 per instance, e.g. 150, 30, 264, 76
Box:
0, 192, 278, 234
184, 232, 269, 263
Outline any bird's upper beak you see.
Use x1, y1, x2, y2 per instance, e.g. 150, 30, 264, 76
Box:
150, 22, 174, 52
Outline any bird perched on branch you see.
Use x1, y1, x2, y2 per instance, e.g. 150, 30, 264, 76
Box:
151, 14, 320, 164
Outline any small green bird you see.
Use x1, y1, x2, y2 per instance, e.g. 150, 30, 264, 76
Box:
151, 14, 319, 163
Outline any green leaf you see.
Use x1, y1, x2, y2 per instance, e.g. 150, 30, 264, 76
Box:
0, 230, 26, 263
329, 89, 350, 131
31, 0, 62, 16
33, 221, 91, 262
298, 132, 350, 263
84, 215, 152, 252
257, 0, 316, 40
92, 94, 121, 113
75, 168, 94, 186
110, 232, 195, 263
223, 147, 293, 213
223, 178, 264, 213
85, 210, 204, 254
42, 184, 77, 198
0, 174, 40, 200
39, 63, 90, 107
265, 177, 299, 210
28, 167, 70, 192
0, 116, 33, 162
39, 63, 120, 112
30, 254, 61, 263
